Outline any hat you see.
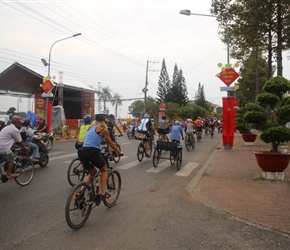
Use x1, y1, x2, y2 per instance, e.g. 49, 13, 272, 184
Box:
0, 118, 6, 122
11, 116, 24, 123
175, 120, 180, 124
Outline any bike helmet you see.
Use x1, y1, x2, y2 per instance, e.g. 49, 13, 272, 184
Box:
95, 111, 108, 121
23, 118, 31, 127
109, 114, 115, 119
143, 113, 150, 118
83, 115, 92, 123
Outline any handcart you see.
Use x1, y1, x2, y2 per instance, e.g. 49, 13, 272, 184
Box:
152, 141, 182, 170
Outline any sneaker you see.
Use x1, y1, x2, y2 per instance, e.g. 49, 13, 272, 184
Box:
145, 153, 150, 158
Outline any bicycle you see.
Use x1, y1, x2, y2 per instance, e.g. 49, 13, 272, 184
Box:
101, 135, 122, 163
65, 150, 122, 230
196, 128, 202, 142
0, 146, 35, 186
136, 132, 153, 162
67, 157, 86, 187
185, 134, 195, 151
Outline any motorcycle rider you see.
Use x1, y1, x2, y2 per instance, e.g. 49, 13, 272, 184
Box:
34, 118, 48, 134
0, 117, 6, 131
75, 115, 92, 150
20, 118, 41, 162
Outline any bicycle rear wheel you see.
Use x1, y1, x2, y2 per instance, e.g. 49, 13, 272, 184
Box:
65, 182, 92, 230
67, 158, 86, 187
14, 156, 35, 186
175, 150, 182, 170
103, 170, 121, 208
137, 143, 144, 162
185, 138, 191, 151
113, 143, 121, 163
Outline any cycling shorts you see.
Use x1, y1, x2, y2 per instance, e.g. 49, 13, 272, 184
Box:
78, 147, 106, 169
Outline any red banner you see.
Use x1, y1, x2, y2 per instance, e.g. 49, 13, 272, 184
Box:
222, 97, 235, 147
81, 92, 94, 117
47, 102, 52, 133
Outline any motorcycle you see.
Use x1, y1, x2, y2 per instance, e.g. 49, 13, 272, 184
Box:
127, 125, 136, 139
17, 137, 49, 167
33, 131, 54, 150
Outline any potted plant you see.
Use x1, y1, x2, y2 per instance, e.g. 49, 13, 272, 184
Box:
235, 106, 257, 143
244, 76, 290, 172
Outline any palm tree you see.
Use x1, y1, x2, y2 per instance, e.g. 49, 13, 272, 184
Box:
98, 87, 112, 111
111, 93, 122, 118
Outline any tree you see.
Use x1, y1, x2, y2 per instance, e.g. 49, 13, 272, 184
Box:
98, 87, 112, 111
128, 100, 144, 118
167, 64, 188, 106
111, 93, 122, 118
211, 0, 290, 77
156, 58, 171, 102
195, 83, 208, 110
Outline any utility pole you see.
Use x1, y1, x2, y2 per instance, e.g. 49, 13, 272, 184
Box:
98, 82, 101, 111
143, 60, 159, 113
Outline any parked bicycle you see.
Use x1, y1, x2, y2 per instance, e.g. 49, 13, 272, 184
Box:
0, 145, 35, 186
65, 150, 122, 230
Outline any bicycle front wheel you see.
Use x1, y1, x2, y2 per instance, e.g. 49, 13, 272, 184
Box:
67, 158, 86, 187
14, 156, 35, 186
103, 170, 121, 208
137, 143, 144, 162
65, 182, 93, 230
113, 143, 121, 163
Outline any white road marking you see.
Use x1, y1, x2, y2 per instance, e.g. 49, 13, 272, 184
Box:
118, 158, 150, 169
146, 160, 171, 173
175, 162, 199, 177
49, 153, 78, 161
121, 142, 131, 146
49, 151, 65, 156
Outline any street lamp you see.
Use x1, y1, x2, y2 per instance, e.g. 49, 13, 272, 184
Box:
180, 9, 232, 150
179, 9, 229, 64
44, 33, 82, 78
41, 33, 81, 129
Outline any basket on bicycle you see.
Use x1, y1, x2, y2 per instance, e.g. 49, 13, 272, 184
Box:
156, 141, 179, 150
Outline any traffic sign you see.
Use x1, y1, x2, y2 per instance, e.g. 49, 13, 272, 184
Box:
218, 68, 239, 86
42, 79, 54, 93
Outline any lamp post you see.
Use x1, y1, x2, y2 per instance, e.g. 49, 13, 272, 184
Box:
47, 33, 81, 77
42, 33, 81, 129
179, 9, 229, 64
180, 9, 233, 150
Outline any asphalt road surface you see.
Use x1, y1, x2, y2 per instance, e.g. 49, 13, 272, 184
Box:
1, 131, 290, 249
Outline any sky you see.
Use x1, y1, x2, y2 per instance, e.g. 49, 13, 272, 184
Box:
1, 0, 290, 118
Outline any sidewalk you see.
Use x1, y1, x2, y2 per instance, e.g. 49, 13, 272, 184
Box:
187, 132, 290, 235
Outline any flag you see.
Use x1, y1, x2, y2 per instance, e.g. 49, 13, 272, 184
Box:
222, 97, 235, 147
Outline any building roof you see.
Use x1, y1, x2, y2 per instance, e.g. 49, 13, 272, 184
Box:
0, 62, 96, 96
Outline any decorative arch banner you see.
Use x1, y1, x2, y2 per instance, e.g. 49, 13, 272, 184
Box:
222, 97, 235, 147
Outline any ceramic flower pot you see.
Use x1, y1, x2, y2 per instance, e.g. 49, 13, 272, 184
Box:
242, 133, 257, 142
253, 151, 290, 172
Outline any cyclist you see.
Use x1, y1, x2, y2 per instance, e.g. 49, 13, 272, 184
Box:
185, 119, 195, 146
157, 115, 169, 141
107, 114, 123, 142
170, 120, 184, 143
75, 115, 92, 150
77, 111, 122, 201
137, 113, 153, 157
204, 118, 209, 135
20, 118, 41, 162
209, 116, 216, 136
0, 116, 30, 179
195, 116, 202, 139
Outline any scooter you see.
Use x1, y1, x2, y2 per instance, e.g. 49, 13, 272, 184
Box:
33, 131, 54, 150
31, 137, 49, 167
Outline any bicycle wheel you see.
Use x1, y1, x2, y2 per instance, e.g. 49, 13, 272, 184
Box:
65, 182, 92, 230
103, 170, 121, 208
175, 150, 182, 170
185, 138, 191, 151
152, 148, 160, 168
67, 158, 86, 187
170, 151, 175, 165
137, 143, 144, 162
113, 143, 121, 163
14, 156, 35, 186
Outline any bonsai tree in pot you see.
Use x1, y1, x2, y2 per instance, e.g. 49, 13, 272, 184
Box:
243, 76, 290, 172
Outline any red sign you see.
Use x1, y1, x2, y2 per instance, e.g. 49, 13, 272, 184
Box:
218, 68, 239, 86
42, 79, 54, 93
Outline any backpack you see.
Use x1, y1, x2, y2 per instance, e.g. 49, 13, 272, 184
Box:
20, 127, 28, 141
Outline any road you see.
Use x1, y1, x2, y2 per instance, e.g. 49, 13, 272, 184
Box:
1, 131, 290, 249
